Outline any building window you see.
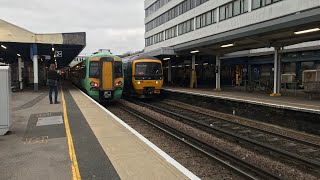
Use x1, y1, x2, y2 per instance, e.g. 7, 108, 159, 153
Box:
154, 31, 164, 44
234, 0, 241, 16
145, 0, 209, 32
165, 26, 177, 40
178, 19, 194, 35
252, 0, 281, 10
220, 0, 248, 21
196, 9, 216, 29
220, 3, 233, 21
145, 36, 155, 47
145, 0, 171, 17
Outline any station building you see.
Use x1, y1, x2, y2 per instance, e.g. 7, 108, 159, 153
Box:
0, 19, 86, 91
68, 55, 89, 68
143, 0, 320, 95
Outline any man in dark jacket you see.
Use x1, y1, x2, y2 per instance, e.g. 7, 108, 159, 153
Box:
47, 64, 60, 104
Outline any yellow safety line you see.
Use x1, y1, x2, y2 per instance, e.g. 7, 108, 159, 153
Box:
61, 88, 81, 180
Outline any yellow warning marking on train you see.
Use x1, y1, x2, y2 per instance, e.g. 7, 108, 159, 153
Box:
61, 88, 81, 180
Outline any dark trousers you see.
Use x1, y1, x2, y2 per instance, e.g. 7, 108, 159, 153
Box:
49, 85, 58, 103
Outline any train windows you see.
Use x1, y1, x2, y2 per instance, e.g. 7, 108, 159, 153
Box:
114, 61, 123, 78
89, 61, 100, 78
135, 62, 162, 80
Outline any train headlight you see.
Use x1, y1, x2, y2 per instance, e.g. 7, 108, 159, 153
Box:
115, 81, 122, 87
137, 81, 142, 84
156, 81, 159, 84
90, 81, 99, 88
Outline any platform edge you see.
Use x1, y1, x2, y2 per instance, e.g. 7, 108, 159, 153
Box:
76, 87, 200, 180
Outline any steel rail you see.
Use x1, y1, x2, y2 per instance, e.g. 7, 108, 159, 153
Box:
133, 100, 320, 170
119, 103, 281, 180
164, 100, 320, 149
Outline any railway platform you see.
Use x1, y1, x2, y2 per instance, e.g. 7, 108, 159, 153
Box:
163, 86, 320, 113
0, 83, 197, 180
162, 86, 320, 135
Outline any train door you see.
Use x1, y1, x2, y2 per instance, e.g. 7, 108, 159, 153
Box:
100, 58, 114, 90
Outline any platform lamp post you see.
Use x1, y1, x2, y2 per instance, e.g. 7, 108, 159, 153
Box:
168, 59, 172, 84
163, 57, 172, 84
271, 47, 282, 97
31, 44, 39, 92
215, 55, 221, 91
17, 54, 23, 90
190, 50, 199, 88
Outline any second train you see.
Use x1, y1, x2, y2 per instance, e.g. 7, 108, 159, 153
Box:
123, 55, 164, 98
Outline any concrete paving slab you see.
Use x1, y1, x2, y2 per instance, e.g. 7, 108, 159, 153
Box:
113, 153, 185, 180
0, 88, 71, 180
36, 116, 63, 126
98, 136, 148, 158
63, 89, 121, 180
68, 86, 189, 180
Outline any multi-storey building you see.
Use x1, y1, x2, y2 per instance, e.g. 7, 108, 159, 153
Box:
143, 0, 320, 95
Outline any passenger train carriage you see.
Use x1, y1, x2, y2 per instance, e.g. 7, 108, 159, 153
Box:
123, 55, 163, 97
70, 53, 124, 102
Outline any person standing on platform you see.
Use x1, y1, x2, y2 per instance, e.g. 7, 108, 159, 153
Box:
47, 64, 60, 104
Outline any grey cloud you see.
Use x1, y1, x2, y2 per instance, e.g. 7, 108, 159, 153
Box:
0, 0, 145, 55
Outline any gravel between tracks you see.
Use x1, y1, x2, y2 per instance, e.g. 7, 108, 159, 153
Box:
107, 106, 243, 180
120, 99, 319, 180
165, 100, 320, 146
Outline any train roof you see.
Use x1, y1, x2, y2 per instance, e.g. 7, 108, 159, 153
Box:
122, 55, 159, 63
89, 52, 122, 60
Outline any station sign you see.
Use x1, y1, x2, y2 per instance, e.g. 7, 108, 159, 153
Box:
55, 51, 63, 57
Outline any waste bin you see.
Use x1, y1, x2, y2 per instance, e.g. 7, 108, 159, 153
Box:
0, 66, 11, 135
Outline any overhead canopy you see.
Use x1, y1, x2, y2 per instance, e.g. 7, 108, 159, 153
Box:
0, 19, 86, 68
174, 7, 320, 56
144, 7, 320, 57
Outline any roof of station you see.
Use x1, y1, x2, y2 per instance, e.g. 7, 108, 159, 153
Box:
145, 7, 320, 57
0, 19, 86, 68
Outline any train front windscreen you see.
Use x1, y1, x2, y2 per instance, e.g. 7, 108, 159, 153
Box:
114, 61, 123, 78
134, 62, 162, 80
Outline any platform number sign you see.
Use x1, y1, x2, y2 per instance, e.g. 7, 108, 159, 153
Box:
55, 51, 62, 57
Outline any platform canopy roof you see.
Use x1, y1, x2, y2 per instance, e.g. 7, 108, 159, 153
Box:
0, 19, 86, 68
145, 7, 320, 58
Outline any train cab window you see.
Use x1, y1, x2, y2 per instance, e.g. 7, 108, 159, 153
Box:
135, 62, 162, 80
114, 61, 123, 78
89, 61, 100, 78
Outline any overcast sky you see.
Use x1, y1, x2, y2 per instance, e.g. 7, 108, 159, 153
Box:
0, 0, 145, 55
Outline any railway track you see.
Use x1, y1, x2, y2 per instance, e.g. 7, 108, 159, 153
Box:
116, 101, 281, 180
131, 99, 320, 172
